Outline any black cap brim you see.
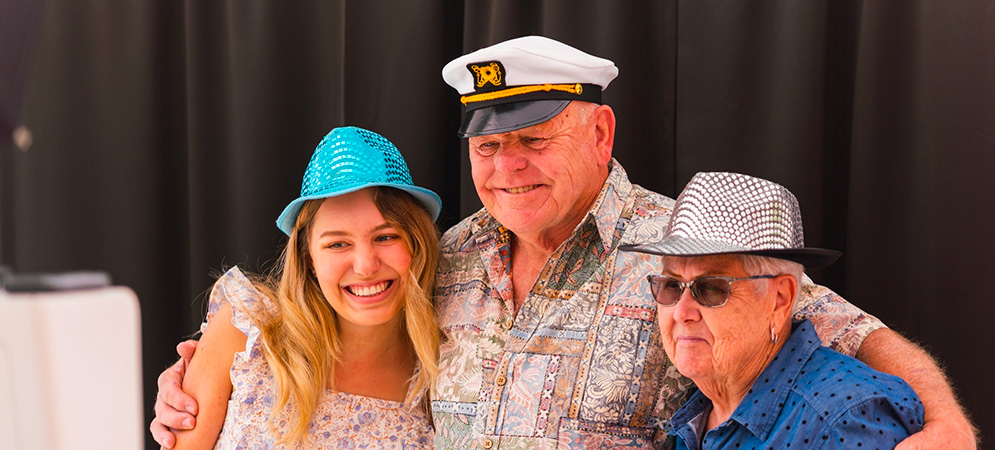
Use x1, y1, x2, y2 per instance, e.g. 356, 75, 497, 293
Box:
619, 243, 842, 270
458, 100, 571, 138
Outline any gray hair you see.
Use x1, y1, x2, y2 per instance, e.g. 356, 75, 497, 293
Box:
738, 254, 804, 300
568, 101, 598, 124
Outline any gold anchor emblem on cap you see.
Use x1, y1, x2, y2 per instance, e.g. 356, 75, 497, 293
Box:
470, 62, 503, 88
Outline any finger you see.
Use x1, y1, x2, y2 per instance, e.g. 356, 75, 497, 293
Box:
157, 358, 184, 388
157, 378, 199, 420
157, 359, 199, 415
176, 339, 198, 362
154, 388, 197, 429
894, 427, 942, 450
150, 420, 176, 449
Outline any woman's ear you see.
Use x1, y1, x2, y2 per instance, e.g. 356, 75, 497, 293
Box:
771, 274, 798, 327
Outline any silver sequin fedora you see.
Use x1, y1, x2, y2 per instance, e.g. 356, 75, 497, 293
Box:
620, 172, 841, 269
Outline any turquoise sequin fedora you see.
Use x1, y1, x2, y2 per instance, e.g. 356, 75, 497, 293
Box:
276, 126, 442, 236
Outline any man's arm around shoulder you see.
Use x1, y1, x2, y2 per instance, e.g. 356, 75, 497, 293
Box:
856, 328, 978, 449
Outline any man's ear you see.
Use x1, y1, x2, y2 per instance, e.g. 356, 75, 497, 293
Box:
593, 104, 616, 166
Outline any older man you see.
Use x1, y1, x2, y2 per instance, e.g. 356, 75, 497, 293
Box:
151, 36, 975, 449
430, 36, 973, 449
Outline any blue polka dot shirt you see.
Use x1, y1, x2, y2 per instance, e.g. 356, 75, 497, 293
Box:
671, 319, 924, 450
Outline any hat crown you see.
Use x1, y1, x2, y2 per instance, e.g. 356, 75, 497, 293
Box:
442, 36, 619, 137
275, 126, 442, 236
666, 172, 805, 253
301, 126, 413, 198
620, 172, 839, 269
442, 35, 618, 95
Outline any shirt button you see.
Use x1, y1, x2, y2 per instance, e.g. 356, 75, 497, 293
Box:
495, 375, 507, 386
481, 437, 494, 449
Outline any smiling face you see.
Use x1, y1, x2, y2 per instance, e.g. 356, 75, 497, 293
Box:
657, 255, 779, 386
467, 101, 614, 247
307, 189, 412, 332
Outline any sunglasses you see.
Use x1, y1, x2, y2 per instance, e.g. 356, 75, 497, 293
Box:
646, 274, 777, 307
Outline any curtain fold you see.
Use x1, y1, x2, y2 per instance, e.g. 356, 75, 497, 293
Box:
2, 1, 991, 446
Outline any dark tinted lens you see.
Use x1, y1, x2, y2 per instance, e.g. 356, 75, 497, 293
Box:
649, 275, 683, 306
691, 277, 731, 307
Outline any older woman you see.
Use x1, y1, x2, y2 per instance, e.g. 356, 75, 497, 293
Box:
622, 172, 924, 449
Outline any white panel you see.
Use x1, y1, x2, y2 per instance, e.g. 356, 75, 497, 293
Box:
0, 287, 144, 450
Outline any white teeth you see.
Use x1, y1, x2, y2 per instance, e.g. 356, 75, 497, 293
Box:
505, 185, 538, 194
349, 281, 390, 297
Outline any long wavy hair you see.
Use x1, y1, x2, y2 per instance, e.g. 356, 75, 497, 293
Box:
250, 186, 440, 446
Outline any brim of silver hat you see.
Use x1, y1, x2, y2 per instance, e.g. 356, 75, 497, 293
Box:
457, 100, 571, 138
619, 236, 842, 270
275, 182, 442, 236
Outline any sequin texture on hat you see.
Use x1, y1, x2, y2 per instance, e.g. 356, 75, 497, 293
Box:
276, 127, 442, 236
620, 172, 840, 269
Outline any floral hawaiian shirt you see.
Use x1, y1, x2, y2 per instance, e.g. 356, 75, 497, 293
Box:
431, 161, 884, 450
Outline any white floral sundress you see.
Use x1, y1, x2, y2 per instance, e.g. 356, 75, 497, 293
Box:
203, 267, 434, 449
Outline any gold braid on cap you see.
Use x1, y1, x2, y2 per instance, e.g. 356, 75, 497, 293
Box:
461, 83, 584, 105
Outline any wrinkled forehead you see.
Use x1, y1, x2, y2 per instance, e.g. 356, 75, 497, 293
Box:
661, 254, 745, 276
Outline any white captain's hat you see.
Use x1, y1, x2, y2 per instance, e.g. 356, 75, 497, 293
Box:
442, 35, 618, 137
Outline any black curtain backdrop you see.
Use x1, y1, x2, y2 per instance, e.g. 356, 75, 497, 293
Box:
2, 1, 993, 447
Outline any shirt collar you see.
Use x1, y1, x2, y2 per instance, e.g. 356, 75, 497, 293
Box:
587, 159, 633, 251
670, 391, 711, 450
728, 319, 822, 440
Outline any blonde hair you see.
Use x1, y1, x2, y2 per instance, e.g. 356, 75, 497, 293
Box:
250, 187, 440, 446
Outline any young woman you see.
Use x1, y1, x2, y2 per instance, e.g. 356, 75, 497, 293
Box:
172, 126, 442, 449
